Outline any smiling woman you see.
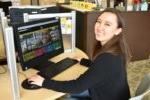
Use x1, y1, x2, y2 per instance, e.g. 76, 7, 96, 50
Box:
94, 12, 122, 46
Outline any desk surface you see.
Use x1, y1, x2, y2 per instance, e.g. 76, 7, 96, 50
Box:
0, 48, 88, 100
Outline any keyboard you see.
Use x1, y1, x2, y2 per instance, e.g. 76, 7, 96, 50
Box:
37, 57, 78, 79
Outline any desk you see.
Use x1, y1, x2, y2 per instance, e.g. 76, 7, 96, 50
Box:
0, 48, 88, 100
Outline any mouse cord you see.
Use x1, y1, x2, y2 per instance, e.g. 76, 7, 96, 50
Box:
17, 64, 27, 79
0, 65, 7, 74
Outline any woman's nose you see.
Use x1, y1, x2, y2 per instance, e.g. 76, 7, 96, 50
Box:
97, 23, 104, 30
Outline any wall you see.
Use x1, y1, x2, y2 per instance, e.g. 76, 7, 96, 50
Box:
20, 0, 31, 5
85, 11, 150, 61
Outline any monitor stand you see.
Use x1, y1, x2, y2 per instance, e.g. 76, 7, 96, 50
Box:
28, 58, 78, 79
33, 60, 57, 79
21, 60, 56, 90
33, 60, 56, 72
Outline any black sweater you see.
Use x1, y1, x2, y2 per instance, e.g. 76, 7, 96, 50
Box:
42, 53, 131, 100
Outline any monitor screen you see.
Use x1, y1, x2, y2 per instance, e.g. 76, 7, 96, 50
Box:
13, 17, 64, 71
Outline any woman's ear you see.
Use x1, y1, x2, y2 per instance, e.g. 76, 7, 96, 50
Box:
115, 28, 122, 35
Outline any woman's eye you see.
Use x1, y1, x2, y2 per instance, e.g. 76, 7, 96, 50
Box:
96, 20, 101, 24
105, 23, 111, 26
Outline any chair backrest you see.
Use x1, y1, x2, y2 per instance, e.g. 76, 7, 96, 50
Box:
135, 73, 150, 96
142, 92, 150, 100
129, 73, 150, 100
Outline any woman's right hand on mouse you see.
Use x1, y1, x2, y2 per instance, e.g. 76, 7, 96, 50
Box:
28, 74, 44, 86
72, 56, 82, 62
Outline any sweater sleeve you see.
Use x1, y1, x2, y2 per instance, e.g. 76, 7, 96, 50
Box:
42, 53, 123, 93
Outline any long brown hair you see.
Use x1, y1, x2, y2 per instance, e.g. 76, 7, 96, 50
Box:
93, 8, 132, 64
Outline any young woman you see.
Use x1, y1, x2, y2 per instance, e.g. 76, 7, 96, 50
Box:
29, 8, 131, 100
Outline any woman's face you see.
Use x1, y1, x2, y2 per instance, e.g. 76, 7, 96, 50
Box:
94, 12, 122, 45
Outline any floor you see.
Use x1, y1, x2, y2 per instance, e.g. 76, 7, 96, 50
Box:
127, 59, 150, 96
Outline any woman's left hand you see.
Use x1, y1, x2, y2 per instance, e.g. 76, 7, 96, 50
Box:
28, 74, 45, 86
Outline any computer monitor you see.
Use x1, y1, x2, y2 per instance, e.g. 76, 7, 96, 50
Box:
13, 17, 64, 71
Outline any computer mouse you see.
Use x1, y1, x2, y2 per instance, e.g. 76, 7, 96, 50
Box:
21, 79, 41, 90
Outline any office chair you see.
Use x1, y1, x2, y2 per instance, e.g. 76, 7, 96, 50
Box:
129, 73, 150, 100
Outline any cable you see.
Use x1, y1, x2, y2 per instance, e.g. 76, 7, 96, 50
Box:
17, 64, 27, 79
0, 65, 7, 74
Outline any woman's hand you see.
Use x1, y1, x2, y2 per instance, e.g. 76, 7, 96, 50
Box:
72, 56, 82, 62
28, 74, 45, 86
